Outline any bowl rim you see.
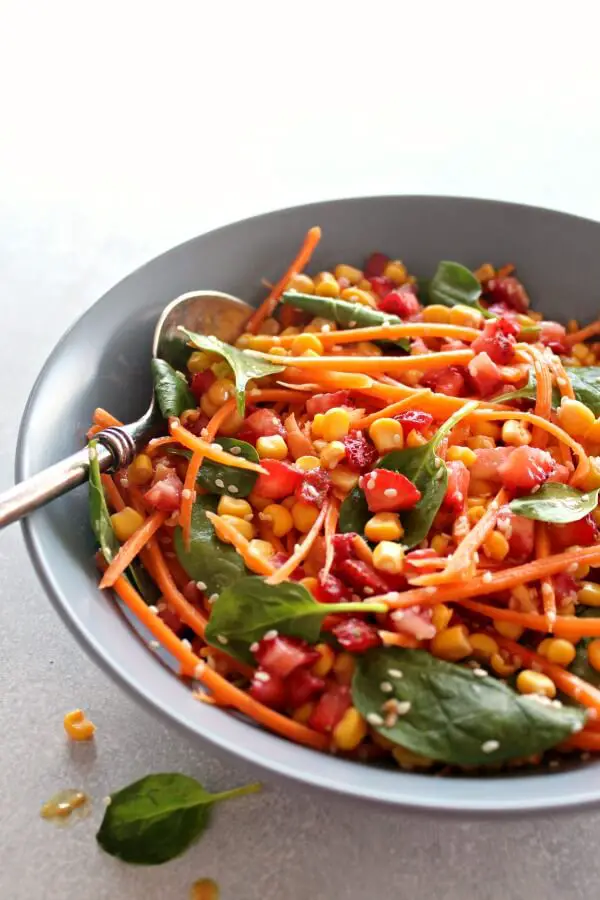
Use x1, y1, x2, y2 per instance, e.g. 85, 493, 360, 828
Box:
16, 194, 600, 816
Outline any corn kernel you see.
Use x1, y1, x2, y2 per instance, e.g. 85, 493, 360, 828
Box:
472, 420, 502, 439
516, 670, 556, 698
403, 369, 423, 386
502, 419, 532, 446
469, 478, 495, 496
536, 638, 553, 657
358, 278, 372, 291
431, 603, 452, 632
565, 547, 590, 579
483, 530, 510, 561
280, 326, 301, 337
572, 342, 590, 361
470, 633, 499, 659
334, 263, 363, 285
448, 304, 484, 328
127, 453, 153, 486
544, 638, 577, 666
578, 582, 600, 607
372, 540, 405, 574
430, 625, 472, 661
187, 350, 217, 373
291, 333, 324, 355
493, 619, 524, 639
422, 304, 452, 324
267, 346, 288, 357
467, 435, 496, 450
333, 707, 368, 751
430, 534, 450, 556
262, 503, 294, 537
467, 505, 486, 525
557, 398, 596, 438
220, 515, 255, 541
306, 317, 336, 333
446, 445, 477, 467
200, 393, 220, 417
321, 407, 352, 441
110, 507, 145, 542
281, 496, 296, 509
296, 454, 321, 471
256, 434, 288, 460
588, 640, 600, 673
369, 418, 404, 453
340, 287, 376, 307
207, 378, 236, 407
329, 465, 360, 493
247, 538, 276, 562
406, 429, 428, 448
293, 702, 315, 724
584, 422, 600, 445
218, 408, 245, 437
190, 879, 219, 900
311, 413, 325, 438
580, 455, 600, 491
211, 359, 236, 380
384, 260, 408, 285
287, 273, 315, 294
314, 272, 340, 298
299, 576, 318, 594
333, 652, 356, 684
247, 490, 271, 512
490, 652, 518, 677
217, 496, 253, 518
392, 746, 434, 770
291, 501, 319, 533
312, 642, 335, 678
364, 512, 404, 542
235, 333, 252, 349
318, 440, 346, 470
63, 709, 96, 741
258, 317, 280, 336
352, 340, 382, 356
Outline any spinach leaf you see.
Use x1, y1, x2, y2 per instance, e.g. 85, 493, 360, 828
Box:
508, 483, 600, 524
169, 438, 259, 497
280, 291, 410, 352
570, 608, 600, 686
178, 329, 285, 415
88, 440, 120, 564
205, 576, 387, 664
151, 358, 196, 419
567, 367, 600, 416
96, 773, 260, 865
174, 495, 248, 598
352, 648, 585, 766
492, 369, 539, 405
427, 261, 493, 318
339, 402, 476, 548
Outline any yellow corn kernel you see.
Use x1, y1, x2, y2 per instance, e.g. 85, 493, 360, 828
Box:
333, 652, 356, 685
357, 278, 372, 291
220, 515, 255, 541
329, 465, 360, 493
291, 501, 319, 533
293, 702, 315, 724
431, 603, 453, 632
448, 304, 484, 328
472, 420, 502, 439
299, 576, 318, 595
217, 408, 245, 437
261, 503, 294, 537
430, 534, 450, 555
314, 272, 340, 298
430, 625, 472, 662
217, 496, 253, 519
190, 878, 219, 900
280, 326, 301, 337
580, 455, 600, 491
468, 478, 495, 497
306, 317, 337, 334
247, 539, 276, 562
571, 342, 590, 361
483, 530, 510, 561
422, 304, 452, 324
281, 496, 296, 509
372, 540, 405, 574
211, 360, 236, 380
406, 429, 428, 448
467, 505, 486, 525
110, 507, 144, 542
536, 638, 553, 657
501, 419, 532, 446
334, 263, 363, 285
474, 263, 495, 283
578, 581, 600, 607
321, 407, 352, 441
364, 512, 404, 542
493, 619, 524, 640
312, 642, 335, 678
391, 746, 434, 770
369, 418, 404, 453
256, 435, 288, 460
333, 707, 368, 751
446, 445, 477, 467
287, 273, 315, 294
557, 398, 596, 438
490, 652, 518, 677
588, 640, 600, 673
340, 287, 376, 307
63, 709, 96, 741
470, 633, 499, 659
187, 350, 217, 373
127, 453, 154, 486
291, 333, 324, 356
383, 260, 408, 285
247, 490, 271, 512
267, 345, 288, 357
311, 413, 326, 438
516, 669, 556, 698
544, 638, 577, 667
200, 393, 220, 417
467, 435, 496, 451
403, 369, 423, 386
564, 546, 590, 579
258, 317, 280, 337
296, 454, 321, 471
584, 421, 600, 444
319, 440, 346, 470
352, 340, 382, 356
207, 378, 236, 407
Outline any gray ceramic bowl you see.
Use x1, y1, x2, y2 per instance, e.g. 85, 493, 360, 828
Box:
16, 197, 600, 815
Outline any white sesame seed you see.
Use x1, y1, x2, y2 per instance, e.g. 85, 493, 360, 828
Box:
550, 699, 563, 709
194, 662, 206, 679
393, 434, 402, 444
348, 320, 357, 328
367, 479, 376, 490
181, 488, 193, 501
396, 701, 411, 716
215, 478, 225, 488
196, 581, 207, 591
383, 488, 398, 498
363, 586, 374, 595
149, 640, 160, 650
181, 638, 192, 651
581, 494, 589, 502
549, 759, 560, 768
384, 712, 398, 728
103, 796, 112, 806
210, 442, 222, 451
148, 605, 159, 615
200, 428, 209, 439
321, 324, 332, 333
571, 721, 583, 733
254, 671, 270, 683
249, 642, 259, 653
388, 668, 403, 678
228, 484, 239, 494
264, 629, 279, 640
230, 445, 242, 455
380, 681, 393, 693
367, 712, 384, 727
473, 667, 488, 678
481, 740, 500, 753
294, 543, 301, 553
208, 593, 219, 604
482, 572, 493, 584
217, 634, 229, 645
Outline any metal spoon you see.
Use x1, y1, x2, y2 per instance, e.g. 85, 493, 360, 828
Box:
0, 290, 252, 529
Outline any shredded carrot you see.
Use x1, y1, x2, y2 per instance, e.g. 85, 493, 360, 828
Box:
142, 537, 208, 636
249, 388, 312, 404
92, 408, 123, 429
358, 379, 510, 419
110, 572, 328, 749
518, 344, 552, 448
258, 519, 286, 555
258, 348, 475, 374
535, 522, 556, 630
322, 499, 339, 579
145, 436, 178, 456
564, 731, 600, 751
101, 474, 127, 512
284, 412, 314, 459
379, 631, 421, 649
206, 512, 276, 576
353, 390, 431, 430
99, 511, 168, 589
246, 226, 322, 333
566, 319, 600, 346
460, 598, 600, 640
170, 421, 266, 474
549, 355, 576, 401
266, 501, 329, 585
276, 322, 481, 348
86, 424, 103, 438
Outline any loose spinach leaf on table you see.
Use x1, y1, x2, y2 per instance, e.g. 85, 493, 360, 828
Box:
174, 495, 248, 597
178, 329, 285, 415
427, 261, 493, 318
352, 648, 586, 766
168, 438, 259, 497
96, 773, 260, 865
280, 291, 410, 352
205, 576, 387, 664
570, 607, 600, 687
151, 358, 196, 419
508, 483, 600, 524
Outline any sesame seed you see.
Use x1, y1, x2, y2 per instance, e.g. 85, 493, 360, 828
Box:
321, 324, 332, 333
230, 445, 242, 455
380, 681, 393, 693
393, 434, 402, 444
348, 320, 357, 328
228, 485, 239, 494
254, 671, 270, 683
550, 699, 563, 709
294, 543, 301, 553
367, 479, 376, 490
473, 668, 488, 678
396, 701, 411, 716
103, 796, 112, 806
194, 662, 206, 679
549, 759, 560, 769
181, 638, 192, 650
200, 428, 209, 439
384, 712, 398, 728
264, 629, 279, 640
196, 581, 207, 591
388, 668, 403, 678
215, 478, 225, 488
148, 605, 159, 615
363, 586, 374, 595
572, 721, 583, 733
181, 488, 193, 501
217, 634, 229, 645
384, 488, 397, 498
149, 640, 160, 650
424, 587, 436, 595
581, 494, 589, 502
482, 572, 493, 584
208, 593, 219, 604
393, 611, 404, 619
250, 642, 259, 653
366, 712, 384, 727
481, 740, 499, 753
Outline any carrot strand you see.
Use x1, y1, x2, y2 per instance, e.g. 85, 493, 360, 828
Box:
170, 421, 266, 473
206, 512, 276, 576
99, 511, 168, 589
266, 501, 329, 585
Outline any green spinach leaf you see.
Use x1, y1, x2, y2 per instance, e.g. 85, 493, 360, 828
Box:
174, 495, 248, 598
151, 358, 196, 419
178, 329, 285, 415
205, 576, 387, 664
169, 438, 259, 497
570, 607, 600, 686
88, 440, 120, 564
352, 648, 586, 766
96, 773, 260, 865
427, 261, 493, 318
508, 483, 600, 524
567, 367, 600, 416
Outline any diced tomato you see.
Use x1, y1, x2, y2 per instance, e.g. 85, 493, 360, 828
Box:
444, 460, 470, 512
182, 581, 203, 605
144, 472, 183, 512
421, 366, 466, 397
547, 464, 571, 484
249, 670, 287, 710
344, 431, 379, 472
497, 446, 556, 491
244, 408, 286, 438
253, 460, 303, 499
332, 618, 382, 652
364, 252, 390, 278
359, 468, 421, 513
254, 635, 320, 679
270, 551, 290, 569
403, 548, 441, 579
390, 606, 435, 641
286, 668, 326, 708
394, 409, 434, 437
468, 352, 503, 396
190, 370, 215, 399
550, 514, 599, 550
496, 509, 535, 561
471, 318, 518, 365
378, 287, 421, 318
486, 276, 530, 313
441, 339, 469, 352
331, 533, 359, 564
306, 391, 351, 417
552, 572, 579, 605
185, 412, 210, 436
295, 468, 332, 508
315, 570, 351, 603
539, 321, 568, 353
470, 447, 513, 482
411, 337, 430, 356
158, 606, 184, 635
308, 684, 352, 733
368, 275, 394, 300
336, 559, 390, 594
